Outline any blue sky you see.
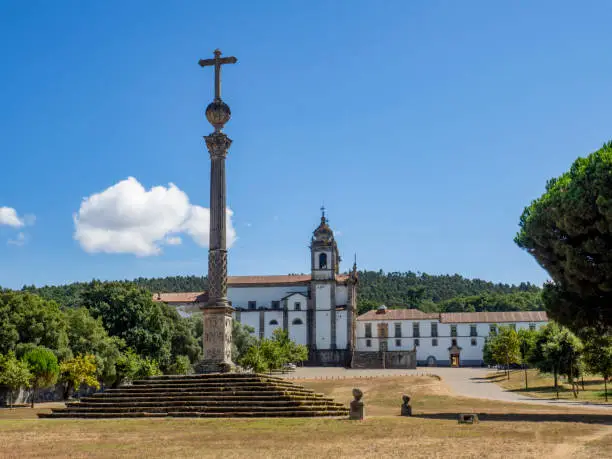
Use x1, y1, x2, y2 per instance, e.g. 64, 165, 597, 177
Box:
1, 1, 611, 289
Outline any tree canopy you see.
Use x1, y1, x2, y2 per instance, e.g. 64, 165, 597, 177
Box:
515, 141, 612, 332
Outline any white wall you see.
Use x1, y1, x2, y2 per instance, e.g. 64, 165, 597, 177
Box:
288, 310, 307, 345
316, 310, 331, 349
235, 310, 260, 336
336, 311, 347, 349
263, 310, 284, 339
314, 283, 331, 310
228, 285, 308, 309
335, 285, 348, 306
285, 293, 307, 311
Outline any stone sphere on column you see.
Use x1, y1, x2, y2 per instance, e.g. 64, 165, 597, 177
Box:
206, 100, 231, 130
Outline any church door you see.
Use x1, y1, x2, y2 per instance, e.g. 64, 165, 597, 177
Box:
450, 354, 460, 367
377, 323, 389, 352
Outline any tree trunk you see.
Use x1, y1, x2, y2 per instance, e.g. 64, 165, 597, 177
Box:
506, 355, 510, 380
524, 365, 528, 390
31, 384, 36, 409
554, 369, 559, 399
605, 377, 608, 403
581, 376, 585, 392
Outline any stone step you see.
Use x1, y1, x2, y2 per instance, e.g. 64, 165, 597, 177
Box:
92, 390, 322, 399
67, 400, 345, 408
39, 409, 348, 419
104, 384, 314, 392
54, 404, 346, 414
78, 394, 328, 403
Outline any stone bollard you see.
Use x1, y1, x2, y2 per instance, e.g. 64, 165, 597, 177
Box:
349, 388, 364, 420
401, 395, 412, 416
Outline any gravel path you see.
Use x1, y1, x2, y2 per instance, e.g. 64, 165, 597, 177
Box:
282, 366, 612, 411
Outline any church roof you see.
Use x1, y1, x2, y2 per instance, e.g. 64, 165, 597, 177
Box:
357, 309, 548, 323
440, 311, 548, 324
153, 274, 350, 304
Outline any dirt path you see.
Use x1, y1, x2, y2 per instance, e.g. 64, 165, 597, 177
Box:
552, 426, 612, 458
284, 367, 612, 411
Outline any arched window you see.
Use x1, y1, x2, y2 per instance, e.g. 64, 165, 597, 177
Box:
292, 318, 303, 325
319, 252, 328, 269
269, 320, 279, 326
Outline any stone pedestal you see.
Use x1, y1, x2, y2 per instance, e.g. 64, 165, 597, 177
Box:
349, 388, 364, 420
197, 306, 234, 374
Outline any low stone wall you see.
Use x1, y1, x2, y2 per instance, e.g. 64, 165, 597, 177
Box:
305, 349, 351, 367
352, 350, 416, 369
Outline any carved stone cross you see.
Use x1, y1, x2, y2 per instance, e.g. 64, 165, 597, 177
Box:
198, 49, 238, 100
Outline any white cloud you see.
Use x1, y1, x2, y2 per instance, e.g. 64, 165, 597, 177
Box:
73, 177, 237, 256
0, 207, 25, 228
8, 232, 26, 246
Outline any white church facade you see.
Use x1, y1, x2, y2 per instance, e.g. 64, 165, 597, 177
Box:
155, 211, 358, 366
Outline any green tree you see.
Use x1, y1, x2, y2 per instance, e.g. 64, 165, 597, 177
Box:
167, 355, 193, 375
489, 326, 521, 379
238, 344, 268, 373
515, 141, 612, 333
81, 281, 173, 369
0, 352, 31, 408
271, 329, 308, 365
59, 354, 100, 400
582, 331, 612, 402
517, 329, 538, 390
232, 321, 257, 362
22, 347, 59, 408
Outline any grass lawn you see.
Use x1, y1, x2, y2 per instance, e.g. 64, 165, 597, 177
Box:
487, 369, 611, 404
1, 376, 611, 459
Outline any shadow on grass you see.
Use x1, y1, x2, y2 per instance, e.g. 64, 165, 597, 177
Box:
469, 376, 507, 383
413, 412, 612, 425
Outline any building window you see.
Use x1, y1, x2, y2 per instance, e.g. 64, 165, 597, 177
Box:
365, 323, 372, 338
271, 301, 280, 309
395, 339, 401, 347
319, 253, 328, 269
295, 302, 301, 311
292, 318, 303, 325
414, 339, 420, 347
431, 322, 438, 337
432, 339, 438, 347
366, 339, 371, 348
470, 325, 477, 337
529, 323, 536, 331
509, 324, 516, 331
248, 301, 256, 310
394, 322, 402, 338
269, 320, 279, 326
413, 323, 420, 338
451, 338, 457, 347
471, 338, 477, 346
489, 324, 497, 335
451, 325, 457, 337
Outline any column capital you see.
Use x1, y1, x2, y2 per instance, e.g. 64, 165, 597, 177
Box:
205, 132, 232, 159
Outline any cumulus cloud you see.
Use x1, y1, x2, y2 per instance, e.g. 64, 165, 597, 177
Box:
73, 177, 237, 256
0, 207, 25, 227
7, 232, 26, 246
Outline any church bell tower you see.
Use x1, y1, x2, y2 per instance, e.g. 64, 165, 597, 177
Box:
310, 207, 340, 280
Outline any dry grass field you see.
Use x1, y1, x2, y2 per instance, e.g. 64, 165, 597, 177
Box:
487, 369, 610, 403
0, 375, 611, 459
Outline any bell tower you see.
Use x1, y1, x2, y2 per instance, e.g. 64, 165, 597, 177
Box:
310, 206, 340, 280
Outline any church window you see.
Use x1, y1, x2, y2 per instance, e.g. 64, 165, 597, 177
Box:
529, 323, 536, 331
248, 301, 256, 310
295, 302, 301, 311
395, 339, 401, 347
272, 301, 280, 309
414, 339, 420, 347
431, 323, 438, 337
366, 339, 372, 348
451, 325, 457, 337
489, 324, 497, 335
365, 323, 372, 338
470, 325, 477, 337
394, 323, 402, 338
413, 323, 420, 338
451, 338, 457, 347
319, 253, 328, 269
269, 320, 279, 326
471, 338, 477, 346
432, 339, 438, 347
292, 318, 303, 325
509, 323, 516, 331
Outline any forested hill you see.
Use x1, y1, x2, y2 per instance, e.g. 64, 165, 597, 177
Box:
14, 270, 543, 314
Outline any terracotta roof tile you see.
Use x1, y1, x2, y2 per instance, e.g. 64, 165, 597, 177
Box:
440, 311, 548, 324
357, 309, 439, 321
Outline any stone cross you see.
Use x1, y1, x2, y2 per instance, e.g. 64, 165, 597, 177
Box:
199, 49, 238, 101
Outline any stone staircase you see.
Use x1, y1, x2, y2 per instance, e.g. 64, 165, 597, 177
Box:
38, 373, 348, 418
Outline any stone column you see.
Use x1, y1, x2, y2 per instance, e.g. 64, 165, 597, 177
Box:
198, 117, 234, 373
